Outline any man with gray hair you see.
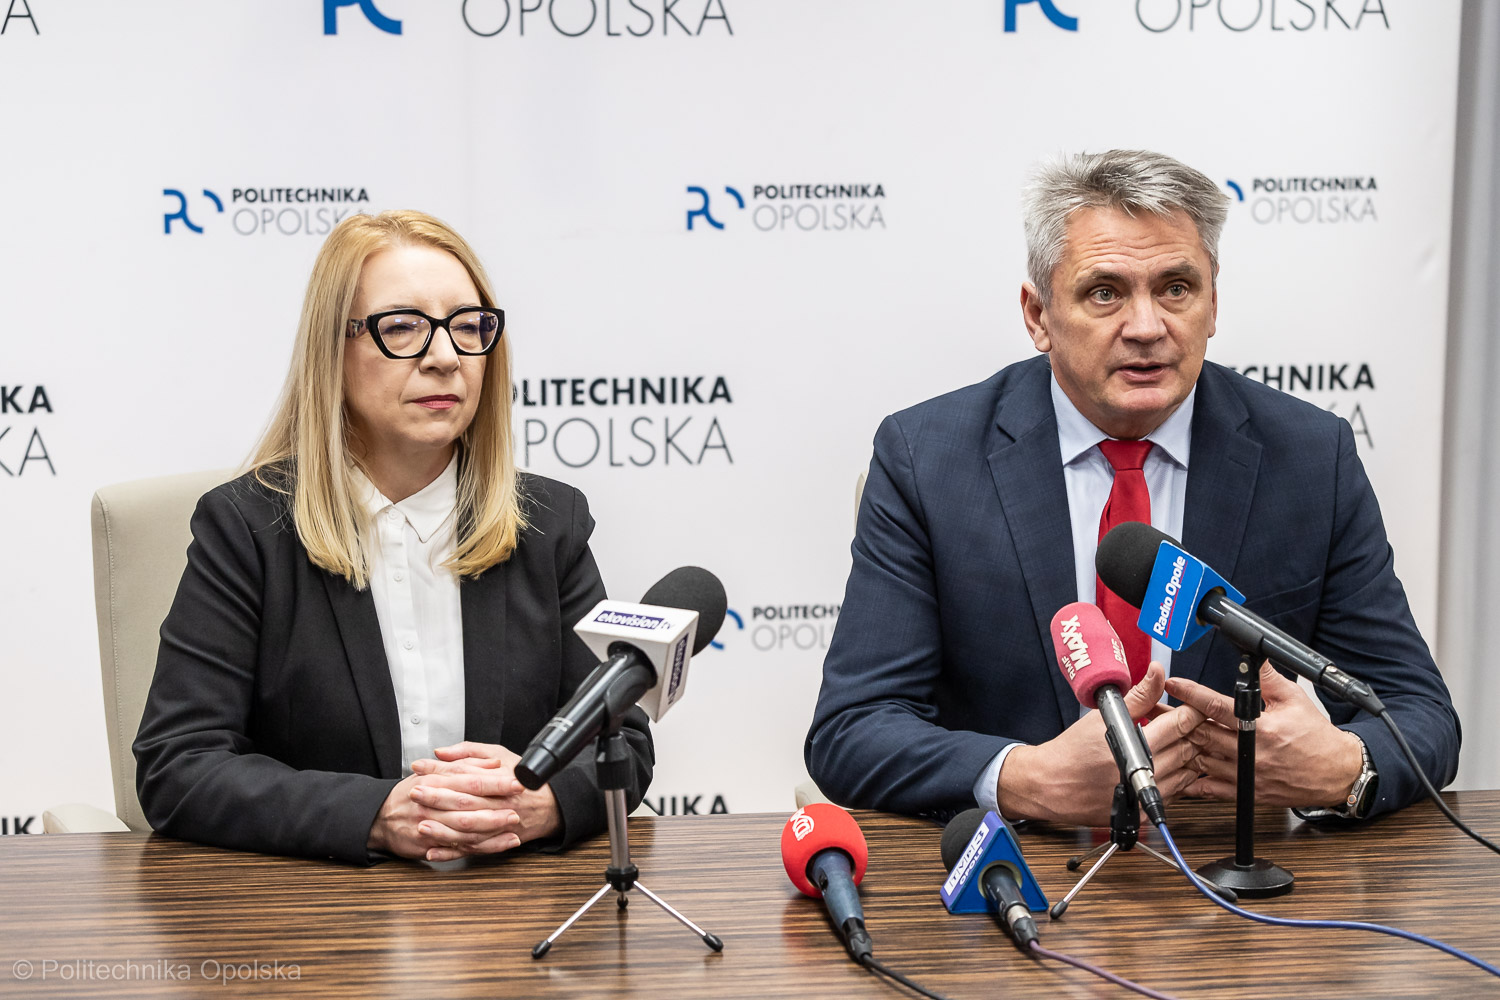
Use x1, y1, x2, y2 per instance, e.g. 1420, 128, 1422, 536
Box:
806, 149, 1458, 827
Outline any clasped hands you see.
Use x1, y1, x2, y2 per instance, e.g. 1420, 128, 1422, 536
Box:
367, 742, 562, 862
998, 661, 1366, 828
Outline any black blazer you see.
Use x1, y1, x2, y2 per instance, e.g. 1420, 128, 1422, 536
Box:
134, 468, 652, 863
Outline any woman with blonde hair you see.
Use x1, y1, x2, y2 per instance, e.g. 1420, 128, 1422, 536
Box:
135, 210, 652, 863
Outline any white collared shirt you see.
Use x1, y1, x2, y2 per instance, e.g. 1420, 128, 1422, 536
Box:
1051, 374, 1195, 652
354, 454, 466, 775
973, 374, 1196, 813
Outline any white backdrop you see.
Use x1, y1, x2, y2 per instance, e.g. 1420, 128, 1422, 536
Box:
0, 0, 1462, 831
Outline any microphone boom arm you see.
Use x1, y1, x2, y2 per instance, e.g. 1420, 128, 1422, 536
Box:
1198, 591, 1385, 715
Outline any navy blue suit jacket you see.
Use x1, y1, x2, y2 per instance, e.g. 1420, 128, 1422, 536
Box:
806, 357, 1458, 819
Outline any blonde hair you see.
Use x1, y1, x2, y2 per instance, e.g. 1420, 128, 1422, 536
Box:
250, 210, 526, 588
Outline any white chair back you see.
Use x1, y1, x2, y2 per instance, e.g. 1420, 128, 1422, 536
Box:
91, 469, 233, 831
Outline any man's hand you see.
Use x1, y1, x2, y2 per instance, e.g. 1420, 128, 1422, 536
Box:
1166, 661, 1364, 808
366, 742, 562, 862
997, 663, 1209, 826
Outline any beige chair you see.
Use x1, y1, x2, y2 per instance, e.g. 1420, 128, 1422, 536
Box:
790, 470, 869, 810
43, 469, 233, 834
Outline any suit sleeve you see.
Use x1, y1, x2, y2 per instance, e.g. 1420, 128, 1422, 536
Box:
133, 488, 399, 864
805, 415, 1015, 816
1312, 420, 1460, 816
540, 486, 655, 849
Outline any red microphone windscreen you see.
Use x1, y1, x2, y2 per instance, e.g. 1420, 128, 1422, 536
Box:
1050, 601, 1132, 710
780, 803, 868, 898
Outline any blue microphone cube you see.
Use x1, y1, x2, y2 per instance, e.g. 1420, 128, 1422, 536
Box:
940, 811, 1048, 914
1136, 541, 1245, 651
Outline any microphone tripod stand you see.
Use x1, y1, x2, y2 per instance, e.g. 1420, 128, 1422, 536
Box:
1195, 652, 1295, 898
532, 721, 724, 958
1049, 781, 1199, 918
1050, 726, 1238, 918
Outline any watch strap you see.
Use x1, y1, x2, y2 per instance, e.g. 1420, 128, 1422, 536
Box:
1293, 734, 1378, 822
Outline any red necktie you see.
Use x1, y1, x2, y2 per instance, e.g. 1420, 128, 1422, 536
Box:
1096, 439, 1154, 685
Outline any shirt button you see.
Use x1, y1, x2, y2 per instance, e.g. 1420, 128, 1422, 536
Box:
411, 715, 422, 726
387, 511, 400, 523
402, 638, 415, 650
393, 570, 405, 582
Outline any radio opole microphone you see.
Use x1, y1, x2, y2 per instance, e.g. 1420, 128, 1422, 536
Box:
1049, 602, 1168, 826
1096, 522, 1384, 715
516, 567, 726, 790
781, 804, 873, 962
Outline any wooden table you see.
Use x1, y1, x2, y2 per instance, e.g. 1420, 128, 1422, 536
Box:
1, 794, 1497, 998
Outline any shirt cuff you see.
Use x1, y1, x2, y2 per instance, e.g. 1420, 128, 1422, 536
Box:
973, 743, 1025, 818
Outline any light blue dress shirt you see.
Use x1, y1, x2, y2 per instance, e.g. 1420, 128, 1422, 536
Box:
971, 374, 1197, 814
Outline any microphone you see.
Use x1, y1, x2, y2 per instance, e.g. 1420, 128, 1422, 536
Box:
939, 808, 1045, 948
1049, 602, 1168, 826
516, 567, 727, 789
1096, 523, 1384, 715
781, 804, 873, 962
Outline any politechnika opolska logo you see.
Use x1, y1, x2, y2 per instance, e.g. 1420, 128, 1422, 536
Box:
639, 791, 729, 816
1, 1, 38, 34
324, 0, 735, 38
1224, 361, 1376, 448
708, 609, 743, 650
512, 375, 733, 470
1, 384, 56, 478
1134, 0, 1387, 33
1004, 0, 1077, 32
686, 183, 886, 233
325, 0, 401, 34
462, 0, 732, 37
163, 187, 372, 237
708, 603, 840, 653
1224, 173, 1379, 225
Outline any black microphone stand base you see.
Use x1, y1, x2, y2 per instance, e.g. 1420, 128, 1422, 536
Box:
1205, 653, 1295, 900
1195, 856, 1294, 899
531, 728, 724, 959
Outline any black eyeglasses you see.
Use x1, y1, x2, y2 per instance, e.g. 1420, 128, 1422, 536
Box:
346, 307, 505, 359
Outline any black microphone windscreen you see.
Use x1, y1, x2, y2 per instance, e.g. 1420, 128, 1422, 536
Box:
640, 566, 727, 654
940, 808, 987, 870
1096, 522, 1177, 609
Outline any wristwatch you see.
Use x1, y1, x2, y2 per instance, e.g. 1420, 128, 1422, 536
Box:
1294, 735, 1379, 821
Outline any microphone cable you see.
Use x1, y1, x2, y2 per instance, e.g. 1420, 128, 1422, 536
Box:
856, 954, 953, 1000
1025, 941, 1180, 1000
859, 946, 1181, 1000
1157, 823, 1500, 980
1379, 710, 1500, 856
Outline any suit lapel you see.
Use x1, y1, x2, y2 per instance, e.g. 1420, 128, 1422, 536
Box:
986, 363, 1078, 730
320, 573, 403, 778
460, 561, 509, 744
1175, 365, 1262, 686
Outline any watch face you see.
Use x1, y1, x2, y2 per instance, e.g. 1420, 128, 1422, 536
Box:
1349, 771, 1378, 818
1344, 739, 1377, 818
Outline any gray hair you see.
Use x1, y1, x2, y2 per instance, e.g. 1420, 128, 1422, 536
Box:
1023, 150, 1230, 303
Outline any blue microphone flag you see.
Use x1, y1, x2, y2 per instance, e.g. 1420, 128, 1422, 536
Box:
1135, 540, 1245, 651
940, 811, 1047, 915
